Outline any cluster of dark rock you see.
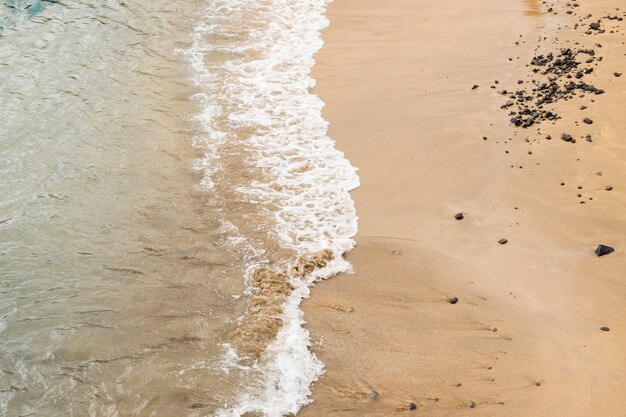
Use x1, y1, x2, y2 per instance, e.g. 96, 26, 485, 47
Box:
504, 48, 604, 128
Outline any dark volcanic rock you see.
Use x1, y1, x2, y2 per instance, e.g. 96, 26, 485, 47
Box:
449, 296, 459, 304
600, 327, 610, 332
561, 133, 573, 142
595, 244, 614, 257
498, 239, 508, 245
583, 117, 593, 124
455, 213, 464, 221
408, 403, 417, 411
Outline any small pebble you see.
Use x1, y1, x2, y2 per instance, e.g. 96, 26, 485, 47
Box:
408, 402, 417, 411
605, 185, 613, 191
449, 296, 459, 305
583, 117, 593, 124
600, 327, 610, 332
595, 244, 615, 257
455, 213, 464, 220
498, 239, 508, 245
468, 401, 476, 409
368, 391, 379, 400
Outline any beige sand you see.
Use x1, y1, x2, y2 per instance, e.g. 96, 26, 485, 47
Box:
301, 0, 626, 415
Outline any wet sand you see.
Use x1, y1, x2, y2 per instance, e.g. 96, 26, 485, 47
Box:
301, 0, 626, 415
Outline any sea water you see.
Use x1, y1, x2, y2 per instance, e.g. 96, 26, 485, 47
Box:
0, 1, 358, 416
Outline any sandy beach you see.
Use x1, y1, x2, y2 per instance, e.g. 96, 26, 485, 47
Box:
301, 0, 626, 415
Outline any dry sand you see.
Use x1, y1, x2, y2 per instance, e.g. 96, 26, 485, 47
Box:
301, 0, 626, 415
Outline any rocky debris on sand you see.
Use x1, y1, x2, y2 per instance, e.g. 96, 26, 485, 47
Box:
583, 117, 593, 124
498, 239, 508, 245
562, 133, 573, 142
595, 244, 614, 257
408, 402, 417, 411
605, 185, 613, 191
503, 48, 607, 128
600, 326, 610, 332
455, 213, 464, 220
449, 296, 459, 304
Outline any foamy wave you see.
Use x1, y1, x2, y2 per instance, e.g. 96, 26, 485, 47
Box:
186, 0, 358, 415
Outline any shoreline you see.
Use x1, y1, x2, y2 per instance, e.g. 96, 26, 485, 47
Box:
302, 0, 626, 415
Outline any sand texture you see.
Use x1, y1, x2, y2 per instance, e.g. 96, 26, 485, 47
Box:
301, 0, 626, 415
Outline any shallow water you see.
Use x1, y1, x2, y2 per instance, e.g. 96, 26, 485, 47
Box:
1, 1, 251, 415
0, 1, 358, 416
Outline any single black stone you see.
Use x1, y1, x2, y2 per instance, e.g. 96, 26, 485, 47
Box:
468, 401, 476, 409
472, 85, 479, 90
498, 239, 508, 245
561, 133, 573, 142
600, 326, 610, 332
449, 297, 459, 305
595, 244, 614, 257
408, 402, 417, 411
546, 135, 552, 140
615, 73, 623, 78
590, 22, 600, 30
455, 213, 464, 221
583, 118, 593, 124
605, 185, 613, 191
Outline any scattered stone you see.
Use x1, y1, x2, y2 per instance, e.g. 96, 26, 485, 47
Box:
468, 401, 476, 409
498, 239, 508, 245
590, 22, 601, 30
615, 72, 622, 78
368, 391, 379, 400
455, 213, 464, 221
562, 133, 573, 142
472, 85, 479, 90
600, 326, 610, 332
583, 117, 593, 124
595, 244, 615, 257
580, 105, 588, 110
449, 296, 459, 305
408, 402, 417, 411
546, 134, 552, 140
605, 185, 613, 191
586, 134, 593, 142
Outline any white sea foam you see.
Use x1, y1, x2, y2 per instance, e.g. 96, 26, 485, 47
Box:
186, 0, 359, 416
